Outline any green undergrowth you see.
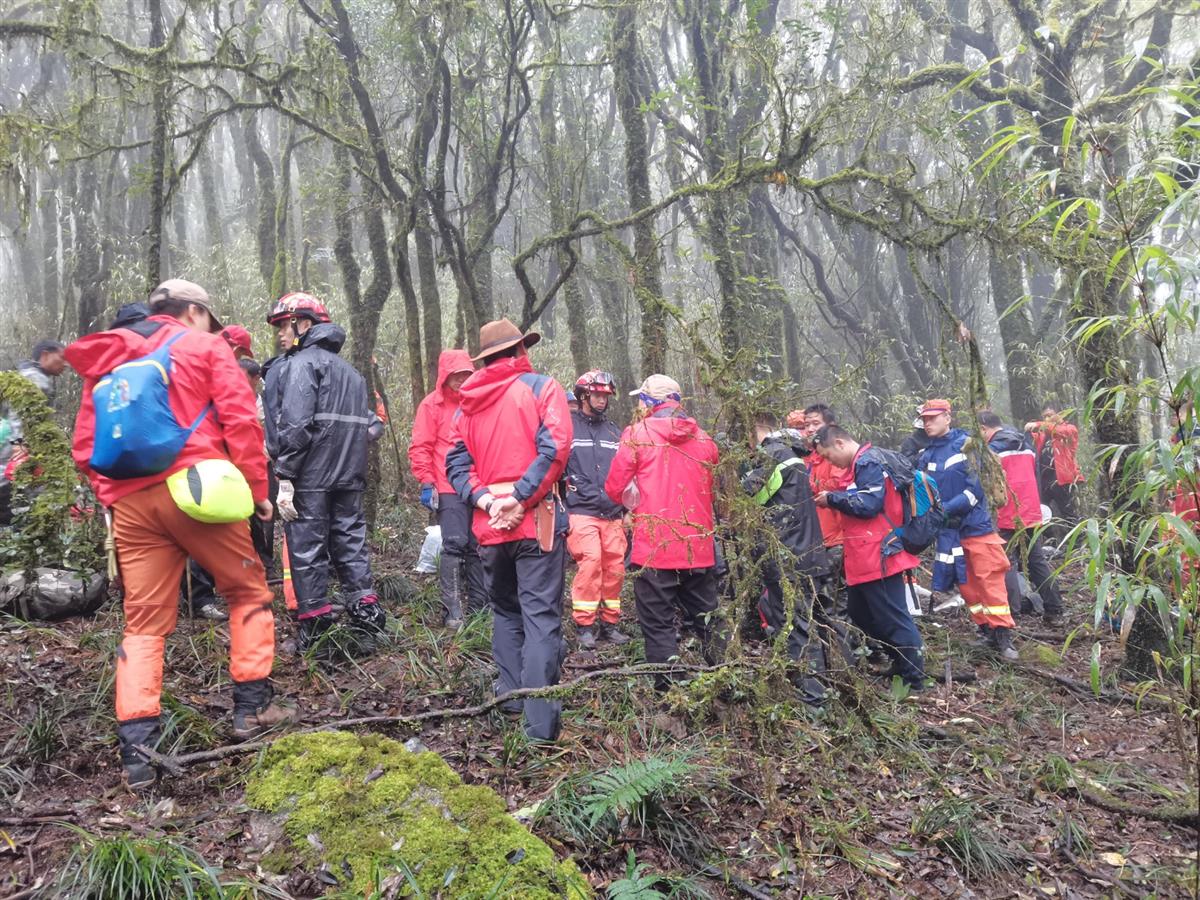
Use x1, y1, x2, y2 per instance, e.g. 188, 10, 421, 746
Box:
244, 730, 593, 898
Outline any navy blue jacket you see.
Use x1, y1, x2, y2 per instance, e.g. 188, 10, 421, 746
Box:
565, 408, 623, 519
918, 428, 995, 590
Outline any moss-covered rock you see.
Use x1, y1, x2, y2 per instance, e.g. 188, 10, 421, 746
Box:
244, 731, 593, 898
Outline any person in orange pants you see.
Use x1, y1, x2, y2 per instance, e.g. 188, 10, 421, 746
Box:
66, 279, 297, 792
565, 371, 630, 649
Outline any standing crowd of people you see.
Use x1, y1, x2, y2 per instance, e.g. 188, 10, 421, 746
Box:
0, 277, 1091, 791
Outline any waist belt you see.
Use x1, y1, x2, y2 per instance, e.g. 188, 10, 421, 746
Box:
486, 481, 558, 552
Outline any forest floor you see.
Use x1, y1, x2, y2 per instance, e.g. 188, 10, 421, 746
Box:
0, 514, 1197, 899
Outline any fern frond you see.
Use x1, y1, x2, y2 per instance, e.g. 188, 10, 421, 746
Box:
585, 752, 697, 829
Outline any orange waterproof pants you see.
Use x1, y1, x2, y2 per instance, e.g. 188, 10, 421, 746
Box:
112, 481, 275, 722
567, 515, 627, 626
958, 532, 1015, 629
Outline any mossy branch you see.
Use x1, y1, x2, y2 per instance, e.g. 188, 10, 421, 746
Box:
135, 661, 746, 774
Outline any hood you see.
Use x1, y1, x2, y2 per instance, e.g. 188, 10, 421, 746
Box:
458, 355, 534, 415
988, 425, 1028, 453
644, 400, 702, 445
296, 322, 346, 355
437, 349, 474, 398
64, 327, 166, 379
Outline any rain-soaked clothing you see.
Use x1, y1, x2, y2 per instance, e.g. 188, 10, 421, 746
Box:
268, 323, 377, 619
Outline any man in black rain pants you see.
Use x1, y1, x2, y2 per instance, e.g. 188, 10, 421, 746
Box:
263, 292, 386, 652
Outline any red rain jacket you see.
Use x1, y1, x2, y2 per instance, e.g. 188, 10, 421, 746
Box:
807, 453, 845, 547
826, 444, 919, 586
445, 356, 571, 546
1031, 420, 1084, 486
604, 401, 718, 569
409, 349, 474, 494
65, 315, 268, 507
987, 425, 1043, 531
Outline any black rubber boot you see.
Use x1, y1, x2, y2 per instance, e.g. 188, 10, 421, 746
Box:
992, 626, 1020, 661
599, 623, 632, 646
577, 626, 597, 650
439, 560, 465, 629
232, 678, 299, 741
117, 717, 161, 794
298, 612, 336, 655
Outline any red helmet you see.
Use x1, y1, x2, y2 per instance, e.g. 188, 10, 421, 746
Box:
266, 291, 330, 326
574, 370, 616, 398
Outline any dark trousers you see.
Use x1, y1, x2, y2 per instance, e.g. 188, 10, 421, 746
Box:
845, 573, 925, 683
180, 557, 218, 611
283, 489, 374, 618
633, 567, 726, 675
999, 528, 1063, 617
480, 538, 565, 741
437, 492, 488, 619
1042, 481, 1078, 523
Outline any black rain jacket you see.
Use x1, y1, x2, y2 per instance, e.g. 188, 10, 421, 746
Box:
742, 432, 830, 576
269, 323, 372, 491
565, 408, 624, 519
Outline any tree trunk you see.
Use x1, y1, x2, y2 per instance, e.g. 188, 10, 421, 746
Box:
612, 4, 667, 376
987, 243, 1040, 422
145, 0, 167, 292
40, 173, 59, 323
199, 144, 230, 295
243, 110, 278, 292
72, 162, 105, 334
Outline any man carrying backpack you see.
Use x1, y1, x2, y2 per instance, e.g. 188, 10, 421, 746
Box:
264, 292, 386, 655
66, 278, 296, 792
744, 413, 833, 704
917, 399, 1018, 660
979, 411, 1064, 625
813, 424, 927, 690
1025, 404, 1085, 524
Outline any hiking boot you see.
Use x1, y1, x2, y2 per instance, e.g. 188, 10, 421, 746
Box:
971, 625, 992, 649
232, 677, 299, 741
577, 626, 597, 650
117, 717, 161, 794
1043, 612, 1064, 628
444, 617, 464, 632
598, 623, 631, 646
992, 627, 1020, 661
194, 602, 228, 621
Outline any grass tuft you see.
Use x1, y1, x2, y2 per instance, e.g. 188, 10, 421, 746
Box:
914, 796, 1021, 881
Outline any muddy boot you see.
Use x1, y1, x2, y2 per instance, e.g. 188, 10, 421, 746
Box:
117, 717, 161, 794
232, 678, 299, 741
577, 626, 597, 650
599, 623, 631, 646
992, 626, 1020, 661
971, 624, 992, 649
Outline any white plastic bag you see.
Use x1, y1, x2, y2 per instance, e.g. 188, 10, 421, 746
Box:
415, 525, 442, 573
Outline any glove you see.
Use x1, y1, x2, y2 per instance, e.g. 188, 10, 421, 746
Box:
276, 479, 298, 522
420, 484, 438, 511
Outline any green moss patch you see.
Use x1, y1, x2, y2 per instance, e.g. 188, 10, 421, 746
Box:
244, 731, 592, 898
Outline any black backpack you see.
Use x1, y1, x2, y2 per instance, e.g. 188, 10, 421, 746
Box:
874, 447, 944, 555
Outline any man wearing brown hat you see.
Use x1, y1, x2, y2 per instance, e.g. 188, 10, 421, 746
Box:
446, 318, 572, 741
604, 375, 725, 688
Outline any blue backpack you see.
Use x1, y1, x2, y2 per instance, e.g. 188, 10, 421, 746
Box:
89, 331, 211, 479
875, 447, 944, 554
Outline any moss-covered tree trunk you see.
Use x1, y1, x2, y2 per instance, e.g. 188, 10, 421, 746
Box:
144, 0, 167, 292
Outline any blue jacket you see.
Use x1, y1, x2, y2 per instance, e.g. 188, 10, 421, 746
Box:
918, 428, 995, 590
565, 408, 623, 519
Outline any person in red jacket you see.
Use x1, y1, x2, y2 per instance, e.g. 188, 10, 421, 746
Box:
980, 411, 1064, 624
813, 424, 926, 689
603, 375, 725, 688
410, 349, 485, 627
789, 404, 846, 550
66, 279, 296, 792
1025, 404, 1084, 523
445, 319, 571, 741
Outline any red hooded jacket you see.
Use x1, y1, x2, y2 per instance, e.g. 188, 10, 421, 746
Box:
807, 453, 845, 547
986, 425, 1043, 531
445, 355, 571, 546
1031, 420, 1084, 486
409, 349, 474, 494
604, 401, 718, 569
66, 315, 268, 508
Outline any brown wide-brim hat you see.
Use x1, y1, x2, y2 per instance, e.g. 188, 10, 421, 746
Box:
472, 318, 540, 361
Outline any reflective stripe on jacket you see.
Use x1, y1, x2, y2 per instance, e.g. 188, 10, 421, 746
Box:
565, 409, 624, 519
824, 444, 918, 586
918, 429, 995, 591
987, 425, 1043, 531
